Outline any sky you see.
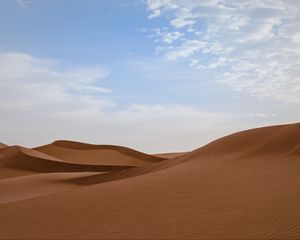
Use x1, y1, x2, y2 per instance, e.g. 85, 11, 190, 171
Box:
0, 0, 300, 153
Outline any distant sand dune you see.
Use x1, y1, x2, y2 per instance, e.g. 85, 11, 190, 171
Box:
34, 140, 166, 165
0, 143, 7, 149
154, 152, 187, 159
0, 146, 135, 174
0, 123, 300, 239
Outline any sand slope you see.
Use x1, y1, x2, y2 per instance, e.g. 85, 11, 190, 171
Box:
0, 172, 100, 204
0, 142, 7, 149
195, 122, 300, 157
34, 140, 166, 165
154, 151, 187, 159
0, 123, 300, 239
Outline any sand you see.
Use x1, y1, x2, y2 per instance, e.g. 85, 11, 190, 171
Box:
154, 151, 187, 159
0, 123, 300, 239
34, 140, 166, 165
0, 146, 136, 176
0, 142, 7, 149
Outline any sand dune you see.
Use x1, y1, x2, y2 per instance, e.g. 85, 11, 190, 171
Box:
194, 122, 300, 157
0, 142, 7, 149
0, 123, 300, 239
34, 140, 166, 165
154, 151, 187, 159
0, 146, 135, 176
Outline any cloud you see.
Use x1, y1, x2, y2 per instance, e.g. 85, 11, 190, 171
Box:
148, 9, 161, 19
170, 18, 195, 28
0, 53, 112, 111
16, 0, 30, 7
161, 40, 207, 60
146, 0, 178, 18
70, 84, 112, 94
144, 0, 300, 104
292, 32, 300, 43
148, 28, 184, 43
248, 112, 277, 118
162, 31, 183, 43
4, 0, 31, 7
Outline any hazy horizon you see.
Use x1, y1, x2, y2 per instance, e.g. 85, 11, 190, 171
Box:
1, 0, 300, 152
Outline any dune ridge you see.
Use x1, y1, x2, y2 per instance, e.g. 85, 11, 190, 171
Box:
34, 140, 166, 166
193, 123, 300, 158
0, 143, 7, 149
0, 123, 300, 239
0, 146, 135, 174
154, 152, 187, 159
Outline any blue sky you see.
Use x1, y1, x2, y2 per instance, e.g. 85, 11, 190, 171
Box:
1, 0, 300, 152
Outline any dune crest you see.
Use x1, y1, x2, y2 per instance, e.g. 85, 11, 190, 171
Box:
154, 152, 187, 159
34, 140, 166, 166
0, 146, 135, 174
0, 142, 7, 149
182, 123, 300, 159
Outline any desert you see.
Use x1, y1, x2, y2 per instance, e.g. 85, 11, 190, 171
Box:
1, 123, 300, 239
2, 1, 300, 239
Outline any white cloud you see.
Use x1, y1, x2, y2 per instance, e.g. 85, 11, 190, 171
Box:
292, 32, 300, 43
70, 84, 112, 94
15, 0, 30, 7
148, 28, 184, 43
238, 18, 281, 43
248, 112, 277, 118
0, 53, 112, 111
208, 57, 232, 69
148, 9, 161, 19
162, 31, 183, 43
145, 0, 300, 104
4, 0, 31, 7
146, 0, 178, 18
189, 59, 199, 67
170, 18, 195, 28
163, 40, 207, 60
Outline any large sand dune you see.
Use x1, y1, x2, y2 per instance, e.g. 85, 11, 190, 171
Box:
194, 122, 300, 157
0, 123, 300, 239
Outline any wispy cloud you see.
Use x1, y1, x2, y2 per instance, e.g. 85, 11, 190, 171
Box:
4, 0, 31, 7
162, 31, 184, 43
0, 53, 112, 111
16, 0, 30, 7
145, 0, 300, 104
170, 18, 195, 28
148, 28, 184, 44
247, 112, 277, 118
158, 40, 207, 60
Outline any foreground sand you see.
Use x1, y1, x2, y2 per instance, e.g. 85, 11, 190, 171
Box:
0, 123, 300, 239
